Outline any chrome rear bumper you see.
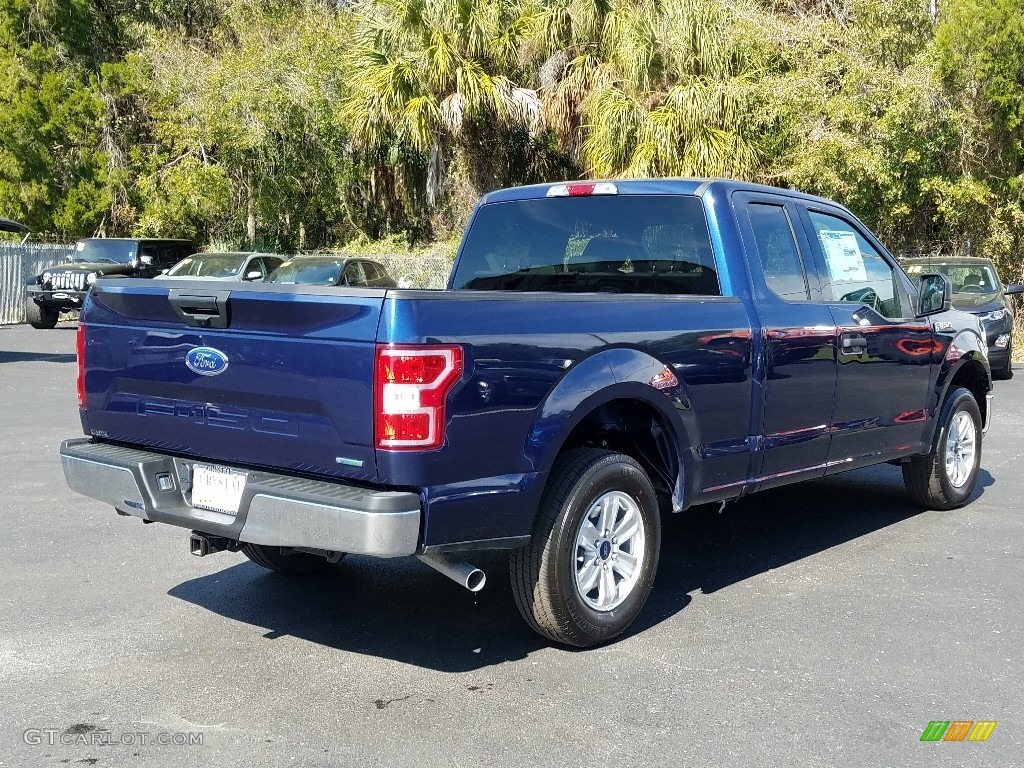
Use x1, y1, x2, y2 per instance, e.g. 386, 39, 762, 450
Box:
60, 438, 421, 557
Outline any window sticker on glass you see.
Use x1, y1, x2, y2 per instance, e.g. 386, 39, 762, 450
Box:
818, 230, 867, 283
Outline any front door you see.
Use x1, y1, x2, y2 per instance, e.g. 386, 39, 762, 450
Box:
797, 207, 932, 470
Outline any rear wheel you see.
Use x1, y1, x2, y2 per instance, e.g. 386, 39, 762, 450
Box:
26, 300, 58, 329
902, 386, 982, 509
240, 543, 342, 574
510, 448, 661, 647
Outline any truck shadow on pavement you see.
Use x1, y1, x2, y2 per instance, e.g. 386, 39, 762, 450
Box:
168, 463, 991, 672
632, 463, 992, 638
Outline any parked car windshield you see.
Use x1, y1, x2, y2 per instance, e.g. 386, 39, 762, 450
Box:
265, 259, 344, 285
904, 261, 1001, 294
72, 239, 137, 264
451, 194, 720, 295
166, 253, 247, 278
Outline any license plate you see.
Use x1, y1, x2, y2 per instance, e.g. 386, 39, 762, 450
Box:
191, 464, 247, 515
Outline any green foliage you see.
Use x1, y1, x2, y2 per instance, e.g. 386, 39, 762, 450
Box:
0, 0, 120, 236
340, 0, 562, 240
0, 0, 1020, 287
929, 0, 1024, 282
578, 0, 761, 178
937, 0, 1024, 133
130, 1, 357, 248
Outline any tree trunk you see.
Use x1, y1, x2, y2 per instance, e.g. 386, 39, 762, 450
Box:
246, 171, 256, 247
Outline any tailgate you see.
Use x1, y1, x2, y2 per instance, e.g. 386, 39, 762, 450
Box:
81, 280, 384, 482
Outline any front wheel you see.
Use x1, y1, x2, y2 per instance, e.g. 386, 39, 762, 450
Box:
26, 300, 58, 329
510, 448, 661, 647
903, 386, 983, 509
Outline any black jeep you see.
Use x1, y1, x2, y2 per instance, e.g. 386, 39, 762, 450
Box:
25, 238, 194, 328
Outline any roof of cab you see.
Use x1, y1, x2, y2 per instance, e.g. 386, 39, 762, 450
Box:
480, 178, 851, 212
900, 255, 997, 265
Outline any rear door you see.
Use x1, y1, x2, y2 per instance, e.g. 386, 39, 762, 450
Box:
167, 241, 194, 265
244, 256, 267, 280
138, 241, 180, 274
342, 261, 368, 287
734, 192, 838, 489
136, 242, 160, 276
156, 242, 180, 272
364, 261, 392, 287
81, 281, 386, 482
260, 256, 284, 276
796, 206, 933, 468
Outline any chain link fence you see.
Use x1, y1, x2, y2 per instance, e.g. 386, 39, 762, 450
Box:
0, 243, 75, 324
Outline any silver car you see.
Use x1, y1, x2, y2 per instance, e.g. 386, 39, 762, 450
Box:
157, 252, 285, 282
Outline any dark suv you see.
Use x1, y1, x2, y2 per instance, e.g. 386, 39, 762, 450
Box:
25, 238, 194, 328
901, 256, 1021, 379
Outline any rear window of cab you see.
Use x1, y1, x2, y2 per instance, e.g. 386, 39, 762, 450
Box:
451, 195, 719, 296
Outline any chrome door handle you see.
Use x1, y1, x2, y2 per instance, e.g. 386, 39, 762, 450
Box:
840, 332, 867, 355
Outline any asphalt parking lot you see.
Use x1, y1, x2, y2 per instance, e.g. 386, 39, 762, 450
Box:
1, 321, 1021, 767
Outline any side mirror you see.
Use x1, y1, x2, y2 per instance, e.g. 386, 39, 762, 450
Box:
244, 270, 262, 281
917, 273, 952, 316
160, 268, 169, 275
139, 255, 154, 266
1006, 283, 1024, 296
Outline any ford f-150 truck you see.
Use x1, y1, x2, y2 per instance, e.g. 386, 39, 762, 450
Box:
61, 179, 995, 647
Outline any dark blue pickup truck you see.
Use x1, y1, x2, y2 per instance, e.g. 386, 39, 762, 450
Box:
61, 179, 997, 646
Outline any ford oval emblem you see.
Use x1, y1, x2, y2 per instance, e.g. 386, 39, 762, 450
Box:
185, 347, 229, 376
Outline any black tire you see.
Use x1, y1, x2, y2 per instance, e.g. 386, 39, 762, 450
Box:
26, 300, 58, 329
510, 448, 661, 647
902, 386, 983, 509
240, 543, 341, 574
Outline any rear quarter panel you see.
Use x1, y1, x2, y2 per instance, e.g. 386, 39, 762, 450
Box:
378, 290, 752, 547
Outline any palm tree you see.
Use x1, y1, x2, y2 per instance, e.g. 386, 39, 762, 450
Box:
534, 0, 761, 178
340, 0, 765, 237
341, 0, 544, 216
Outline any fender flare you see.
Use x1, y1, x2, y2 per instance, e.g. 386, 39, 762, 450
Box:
524, 347, 701, 509
926, 330, 991, 447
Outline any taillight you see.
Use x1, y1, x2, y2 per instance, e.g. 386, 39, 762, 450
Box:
375, 344, 463, 450
76, 323, 86, 408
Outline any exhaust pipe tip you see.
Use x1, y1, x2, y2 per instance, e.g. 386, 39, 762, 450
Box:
465, 568, 486, 593
417, 552, 486, 592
